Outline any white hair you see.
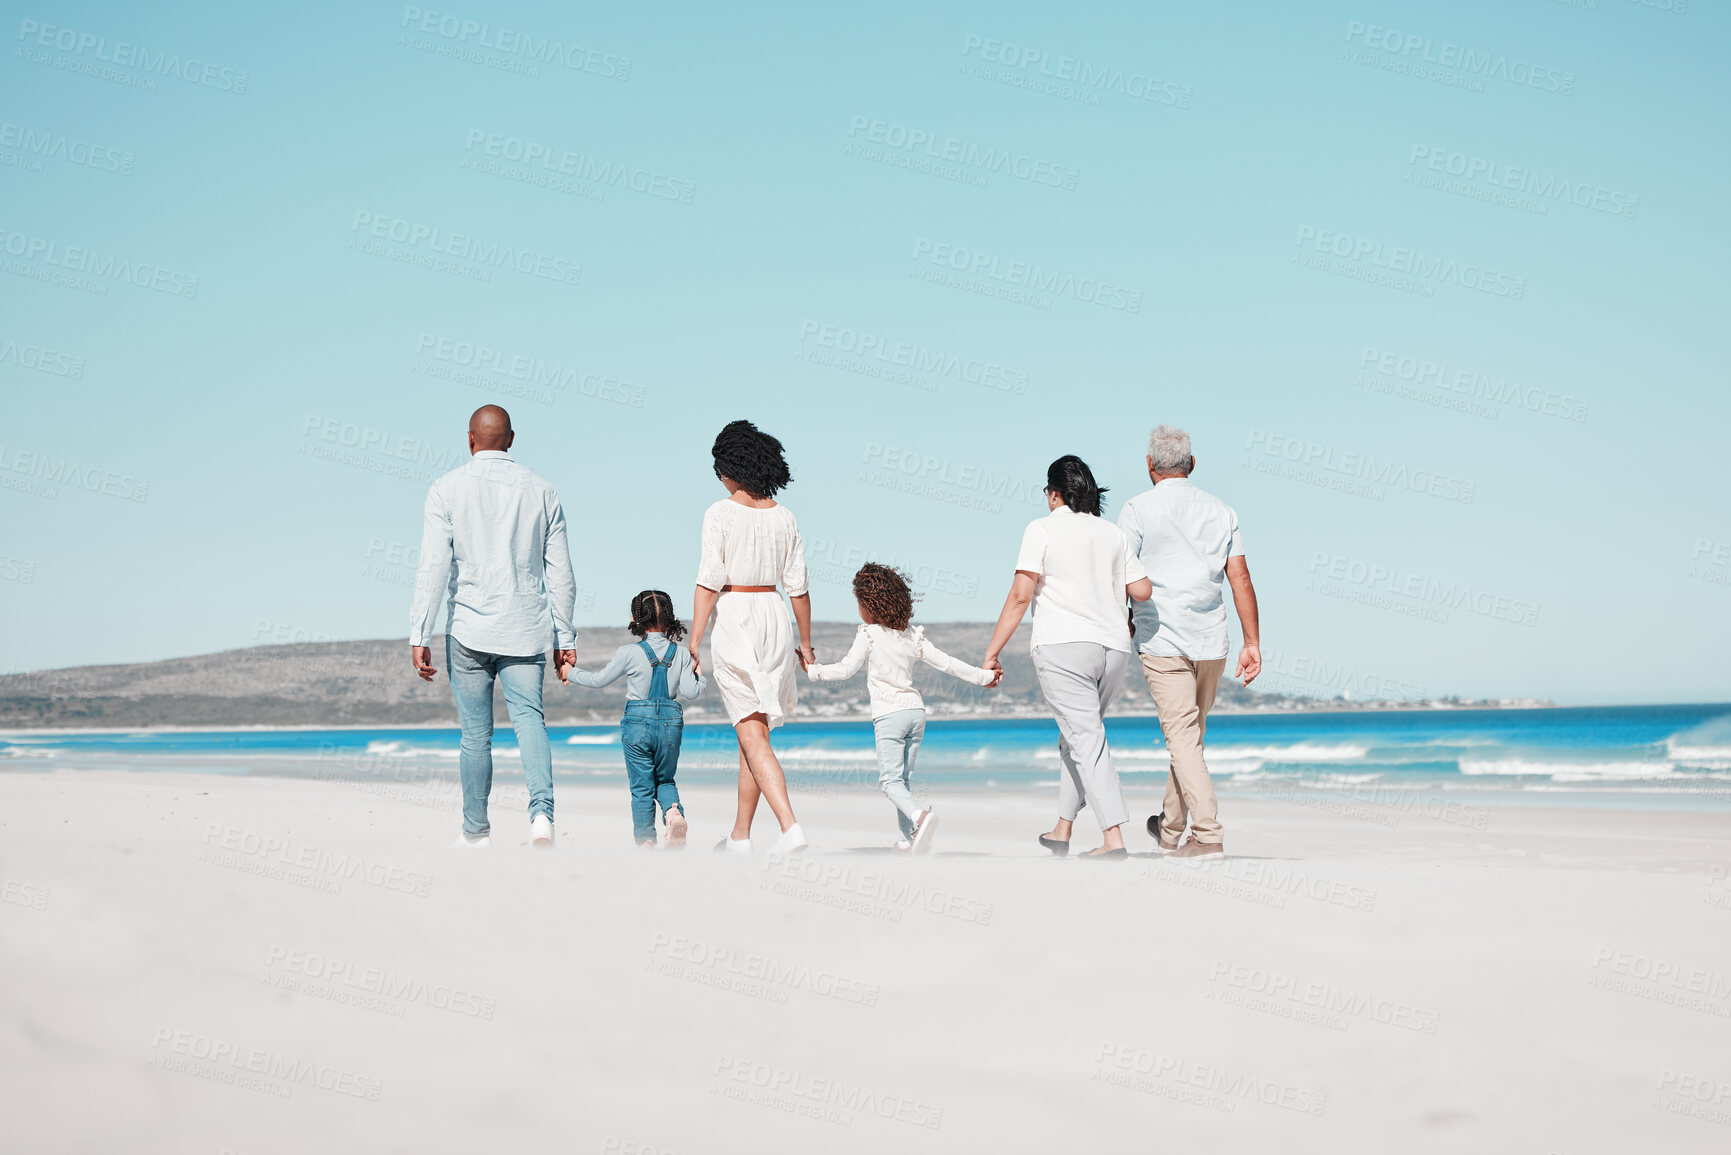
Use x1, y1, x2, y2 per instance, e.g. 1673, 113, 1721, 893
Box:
1147, 425, 1194, 475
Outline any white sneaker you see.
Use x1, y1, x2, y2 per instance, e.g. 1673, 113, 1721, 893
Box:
715, 836, 752, 855
452, 832, 490, 850
892, 840, 912, 856
910, 809, 939, 856
530, 814, 554, 849
770, 823, 809, 857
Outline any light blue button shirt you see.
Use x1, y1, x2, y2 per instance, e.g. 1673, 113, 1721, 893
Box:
1116, 478, 1244, 661
409, 450, 577, 656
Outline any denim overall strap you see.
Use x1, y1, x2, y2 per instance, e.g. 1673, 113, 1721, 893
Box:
638, 638, 674, 701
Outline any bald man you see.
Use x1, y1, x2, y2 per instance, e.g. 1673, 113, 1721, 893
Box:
410, 405, 578, 849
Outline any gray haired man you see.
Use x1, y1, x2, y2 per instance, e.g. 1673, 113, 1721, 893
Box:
1116, 425, 1260, 858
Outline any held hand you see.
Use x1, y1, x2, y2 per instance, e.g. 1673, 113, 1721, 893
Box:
796, 643, 815, 671
1236, 642, 1261, 687
982, 654, 1003, 688
554, 649, 576, 686
688, 644, 703, 678
411, 646, 436, 682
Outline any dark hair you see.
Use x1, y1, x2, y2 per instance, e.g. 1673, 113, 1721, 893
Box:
1045, 455, 1107, 517
628, 590, 687, 643
853, 563, 917, 631
711, 419, 792, 499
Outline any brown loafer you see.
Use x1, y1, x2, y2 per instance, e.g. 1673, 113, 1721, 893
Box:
1170, 839, 1224, 860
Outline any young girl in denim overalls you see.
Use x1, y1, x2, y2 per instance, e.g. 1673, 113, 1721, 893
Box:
568, 591, 706, 847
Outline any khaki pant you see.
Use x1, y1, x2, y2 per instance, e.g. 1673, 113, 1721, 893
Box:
1140, 654, 1227, 845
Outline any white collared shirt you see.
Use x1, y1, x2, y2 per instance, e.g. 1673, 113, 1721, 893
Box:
409, 450, 577, 657
1116, 477, 1244, 660
1014, 505, 1147, 653
806, 623, 994, 718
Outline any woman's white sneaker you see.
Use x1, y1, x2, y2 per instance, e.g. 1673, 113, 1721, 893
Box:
770, 823, 809, 857
530, 814, 555, 849
910, 809, 939, 856
451, 832, 491, 849
715, 836, 752, 855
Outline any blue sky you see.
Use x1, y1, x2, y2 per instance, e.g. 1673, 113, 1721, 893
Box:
2, 0, 1725, 704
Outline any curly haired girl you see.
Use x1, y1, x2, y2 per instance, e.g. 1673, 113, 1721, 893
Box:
806, 563, 1000, 854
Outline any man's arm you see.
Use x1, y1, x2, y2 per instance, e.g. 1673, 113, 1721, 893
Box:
1226, 555, 1260, 686
409, 485, 453, 681
544, 495, 578, 684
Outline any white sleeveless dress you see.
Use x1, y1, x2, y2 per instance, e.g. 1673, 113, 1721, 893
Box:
694, 499, 808, 729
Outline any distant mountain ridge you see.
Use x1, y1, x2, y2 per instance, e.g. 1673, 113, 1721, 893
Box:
0, 624, 1508, 730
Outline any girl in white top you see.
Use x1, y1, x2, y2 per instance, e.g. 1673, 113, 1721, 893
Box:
806, 564, 1000, 854
689, 420, 815, 857
982, 456, 1152, 859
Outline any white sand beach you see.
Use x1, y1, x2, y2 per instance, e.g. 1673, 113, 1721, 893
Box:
3, 770, 1730, 1153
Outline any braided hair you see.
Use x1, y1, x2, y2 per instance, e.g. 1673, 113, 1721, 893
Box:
628, 590, 687, 643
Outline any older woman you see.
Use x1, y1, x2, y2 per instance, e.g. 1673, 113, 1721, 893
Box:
688, 420, 814, 857
982, 456, 1152, 858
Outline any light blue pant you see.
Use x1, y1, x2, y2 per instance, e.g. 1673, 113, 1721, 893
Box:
447, 637, 554, 838
873, 708, 927, 838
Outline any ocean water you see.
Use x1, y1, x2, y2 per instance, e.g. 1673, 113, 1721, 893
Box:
4, 704, 1731, 809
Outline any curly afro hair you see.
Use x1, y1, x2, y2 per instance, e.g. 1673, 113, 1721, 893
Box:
853, 562, 917, 631
711, 419, 792, 499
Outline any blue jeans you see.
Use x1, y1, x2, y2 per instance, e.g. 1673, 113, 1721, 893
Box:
873, 708, 926, 838
447, 637, 554, 838
622, 699, 684, 844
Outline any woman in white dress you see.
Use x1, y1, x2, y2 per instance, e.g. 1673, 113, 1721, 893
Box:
688, 420, 814, 856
